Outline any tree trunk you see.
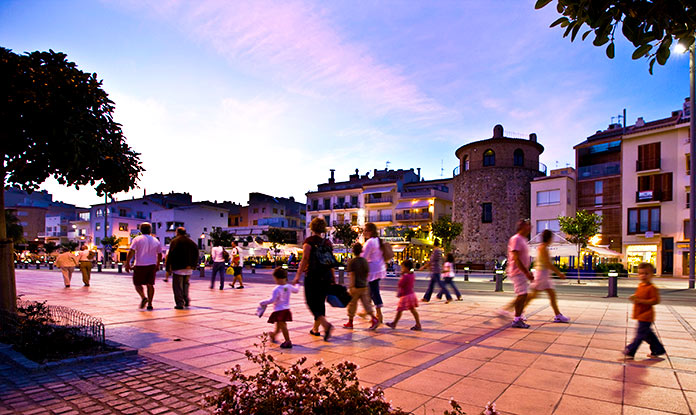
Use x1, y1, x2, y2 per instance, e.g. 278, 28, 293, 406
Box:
576, 246, 581, 284
0, 160, 18, 312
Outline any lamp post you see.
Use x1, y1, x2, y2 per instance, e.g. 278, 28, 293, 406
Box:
690, 42, 695, 289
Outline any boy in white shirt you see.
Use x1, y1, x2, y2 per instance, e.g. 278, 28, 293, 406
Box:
259, 267, 299, 349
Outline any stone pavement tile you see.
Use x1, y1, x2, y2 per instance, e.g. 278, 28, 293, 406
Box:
438, 377, 508, 407
159, 345, 228, 361
383, 388, 432, 412
670, 357, 696, 371
179, 351, 246, 368
624, 365, 681, 389
574, 360, 624, 381
392, 370, 461, 396
589, 338, 626, 350
676, 372, 696, 391
545, 343, 587, 358
469, 361, 526, 384
513, 368, 572, 393
494, 385, 561, 415
525, 333, 560, 344
565, 374, 623, 403
582, 346, 624, 362
454, 345, 502, 361
478, 336, 519, 348
415, 397, 484, 415
354, 346, 408, 361
684, 391, 696, 414
667, 347, 696, 359
429, 356, 483, 376
413, 340, 461, 354
622, 383, 690, 414
356, 361, 411, 384
490, 350, 540, 367
530, 355, 580, 373
389, 336, 434, 350
554, 334, 592, 346
553, 395, 622, 415
384, 350, 439, 367
512, 339, 552, 353
622, 405, 684, 414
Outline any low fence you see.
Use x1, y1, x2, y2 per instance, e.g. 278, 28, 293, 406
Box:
8, 299, 106, 344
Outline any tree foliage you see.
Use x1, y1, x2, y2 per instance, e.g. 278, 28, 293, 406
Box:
535, 0, 696, 73
5, 210, 24, 244
431, 215, 463, 253
559, 210, 602, 281
332, 223, 359, 250
100, 235, 119, 249
209, 227, 234, 247
59, 241, 79, 252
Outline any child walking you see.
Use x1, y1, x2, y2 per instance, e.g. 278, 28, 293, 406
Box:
623, 262, 666, 359
260, 267, 299, 349
386, 260, 422, 331
344, 243, 380, 330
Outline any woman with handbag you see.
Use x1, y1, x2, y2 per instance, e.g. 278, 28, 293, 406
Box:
293, 217, 336, 341
361, 222, 385, 324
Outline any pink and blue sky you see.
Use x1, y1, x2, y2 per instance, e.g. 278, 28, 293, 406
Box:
1, 0, 689, 207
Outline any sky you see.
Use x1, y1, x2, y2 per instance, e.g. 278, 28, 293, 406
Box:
1, 0, 690, 208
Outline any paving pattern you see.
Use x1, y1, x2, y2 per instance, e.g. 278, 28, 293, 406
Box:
4, 268, 696, 414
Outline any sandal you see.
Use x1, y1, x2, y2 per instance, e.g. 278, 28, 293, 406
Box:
309, 330, 321, 336
410, 325, 422, 331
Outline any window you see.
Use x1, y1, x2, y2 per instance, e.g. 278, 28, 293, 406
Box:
253, 220, 258, 225
312, 200, 318, 210
96, 209, 103, 217
536, 219, 560, 234
324, 215, 330, 226
513, 149, 524, 166
351, 214, 358, 225
262, 208, 266, 213
637, 173, 672, 201
637, 142, 661, 171
323, 198, 331, 209
628, 207, 660, 234
253, 208, 259, 214
220, 213, 224, 217
118, 223, 128, 232
351, 195, 358, 206
96, 222, 101, 231
483, 149, 495, 167
463, 155, 469, 171
482, 203, 492, 223
687, 153, 691, 175
688, 192, 691, 209
281, 210, 284, 215
536, 190, 561, 206
136, 211, 145, 219
684, 220, 691, 239
273, 208, 278, 214
119, 208, 127, 217
79, 212, 90, 221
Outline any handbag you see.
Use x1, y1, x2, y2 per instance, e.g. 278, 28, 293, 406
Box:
326, 283, 352, 308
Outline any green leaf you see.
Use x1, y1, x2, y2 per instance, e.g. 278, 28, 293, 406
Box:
582, 30, 592, 41
535, 0, 553, 10
570, 23, 582, 41
632, 44, 652, 59
649, 58, 656, 75
593, 34, 610, 46
550, 16, 569, 28
606, 42, 615, 59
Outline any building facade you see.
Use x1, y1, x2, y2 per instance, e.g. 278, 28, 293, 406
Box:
151, 204, 229, 253
452, 124, 545, 267
530, 167, 577, 237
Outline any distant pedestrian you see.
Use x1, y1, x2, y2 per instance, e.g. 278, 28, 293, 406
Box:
439, 253, 462, 301
165, 227, 199, 309
210, 242, 229, 290
293, 217, 335, 341
502, 219, 534, 328
55, 248, 78, 288
524, 229, 570, 323
623, 262, 666, 360
386, 260, 421, 331
125, 222, 162, 310
361, 222, 386, 323
260, 267, 300, 348
77, 245, 94, 286
229, 241, 244, 289
421, 239, 452, 303
343, 243, 379, 330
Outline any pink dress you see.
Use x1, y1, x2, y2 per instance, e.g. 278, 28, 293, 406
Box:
396, 272, 418, 311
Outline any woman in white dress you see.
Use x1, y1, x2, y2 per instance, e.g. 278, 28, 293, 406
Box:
527, 229, 570, 323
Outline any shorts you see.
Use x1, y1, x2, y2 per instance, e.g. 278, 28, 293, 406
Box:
233, 266, 242, 276
510, 273, 529, 295
268, 309, 292, 323
531, 269, 554, 291
133, 265, 157, 286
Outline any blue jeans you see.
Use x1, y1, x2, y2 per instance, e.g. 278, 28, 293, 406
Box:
211, 262, 227, 288
369, 279, 383, 308
438, 277, 461, 299
424, 272, 451, 301
625, 321, 665, 356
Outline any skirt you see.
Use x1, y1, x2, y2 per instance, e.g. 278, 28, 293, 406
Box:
268, 309, 292, 323
397, 293, 419, 311
531, 269, 554, 291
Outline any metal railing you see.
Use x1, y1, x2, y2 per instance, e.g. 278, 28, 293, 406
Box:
365, 196, 392, 204
578, 161, 621, 179
395, 212, 431, 220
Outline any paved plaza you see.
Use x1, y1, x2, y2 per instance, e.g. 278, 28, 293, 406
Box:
3, 268, 696, 414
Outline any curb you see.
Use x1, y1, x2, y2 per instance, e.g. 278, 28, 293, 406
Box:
0, 340, 138, 372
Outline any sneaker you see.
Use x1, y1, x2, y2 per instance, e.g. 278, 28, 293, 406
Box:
343, 321, 354, 329
369, 317, 380, 330
146, 304, 154, 311
65, 285, 70, 288
553, 314, 570, 323
219, 286, 224, 290
511, 319, 530, 329
324, 324, 334, 341
445, 299, 452, 304
280, 341, 293, 349
386, 322, 396, 329
647, 353, 665, 358
228, 283, 235, 288
410, 325, 422, 331
421, 298, 429, 303
139, 298, 148, 309
174, 305, 184, 310
237, 286, 244, 289
520, 314, 528, 321
456, 297, 463, 301
309, 330, 321, 337
622, 349, 634, 360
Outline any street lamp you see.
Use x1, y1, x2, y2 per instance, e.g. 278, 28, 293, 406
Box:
677, 40, 696, 289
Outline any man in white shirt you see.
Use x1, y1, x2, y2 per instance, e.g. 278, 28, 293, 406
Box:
125, 222, 162, 310
210, 243, 228, 290
77, 245, 94, 286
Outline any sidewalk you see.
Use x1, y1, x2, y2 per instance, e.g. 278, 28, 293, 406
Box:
4, 268, 696, 414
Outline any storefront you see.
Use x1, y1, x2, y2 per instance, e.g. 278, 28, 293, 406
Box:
626, 244, 657, 273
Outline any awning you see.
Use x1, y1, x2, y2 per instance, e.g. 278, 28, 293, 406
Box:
395, 200, 430, 209
363, 186, 394, 195
587, 246, 622, 257
392, 246, 405, 252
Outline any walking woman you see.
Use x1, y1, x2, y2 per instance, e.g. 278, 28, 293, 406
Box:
361, 222, 385, 324
421, 239, 452, 303
293, 217, 335, 340
525, 229, 570, 323
438, 253, 462, 301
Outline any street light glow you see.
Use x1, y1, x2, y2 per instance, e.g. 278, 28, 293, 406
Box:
674, 42, 688, 54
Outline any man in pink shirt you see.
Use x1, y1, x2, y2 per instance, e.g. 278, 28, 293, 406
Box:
507, 219, 534, 328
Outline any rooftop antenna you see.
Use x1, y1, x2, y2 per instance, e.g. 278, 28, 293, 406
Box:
386, 160, 391, 170
555, 161, 559, 168
440, 159, 444, 177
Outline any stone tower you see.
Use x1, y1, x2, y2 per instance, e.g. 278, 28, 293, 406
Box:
452, 124, 545, 267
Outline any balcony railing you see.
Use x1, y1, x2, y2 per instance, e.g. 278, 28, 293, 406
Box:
333, 203, 358, 209
636, 190, 664, 203
395, 212, 431, 221
365, 196, 392, 204
636, 158, 661, 171
578, 161, 621, 180
368, 215, 393, 222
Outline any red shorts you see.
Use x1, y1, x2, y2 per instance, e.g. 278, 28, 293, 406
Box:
133, 265, 157, 286
268, 309, 292, 323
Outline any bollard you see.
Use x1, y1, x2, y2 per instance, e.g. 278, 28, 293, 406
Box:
338, 266, 345, 285
607, 271, 618, 297
97, 261, 102, 272
36, 261, 41, 270
14, 261, 18, 269
495, 269, 504, 292
199, 264, 205, 279
251, 263, 256, 274
117, 262, 123, 273
24, 261, 28, 269
49, 262, 53, 270
464, 266, 470, 282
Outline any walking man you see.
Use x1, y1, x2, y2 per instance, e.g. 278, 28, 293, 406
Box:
421, 239, 452, 303
166, 227, 199, 309
77, 244, 94, 286
55, 248, 78, 288
125, 222, 162, 310
210, 241, 228, 290
506, 219, 534, 328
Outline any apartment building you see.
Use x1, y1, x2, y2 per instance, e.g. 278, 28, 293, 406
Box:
225, 193, 306, 244
151, 204, 229, 252
530, 167, 577, 236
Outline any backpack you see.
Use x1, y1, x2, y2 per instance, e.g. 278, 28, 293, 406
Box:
379, 238, 394, 262
222, 248, 230, 262
309, 238, 338, 271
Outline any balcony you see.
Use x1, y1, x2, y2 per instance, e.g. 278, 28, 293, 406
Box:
578, 161, 621, 180
636, 158, 660, 172
333, 203, 358, 210
395, 212, 431, 221
399, 188, 452, 201
365, 196, 392, 204
368, 215, 393, 222
636, 190, 663, 203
